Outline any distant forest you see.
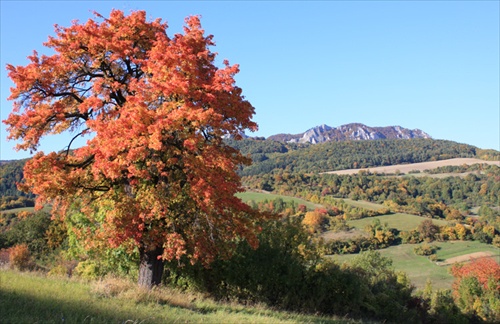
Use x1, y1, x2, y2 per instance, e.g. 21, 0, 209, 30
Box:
1, 138, 499, 211
226, 138, 499, 176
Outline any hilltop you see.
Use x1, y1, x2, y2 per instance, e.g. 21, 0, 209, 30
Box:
267, 123, 431, 144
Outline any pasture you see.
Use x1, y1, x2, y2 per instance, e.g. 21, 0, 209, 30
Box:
347, 213, 448, 232
236, 191, 322, 210
329, 240, 500, 290
340, 198, 387, 211
323, 158, 499, 176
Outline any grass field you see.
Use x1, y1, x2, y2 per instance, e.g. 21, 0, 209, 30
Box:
0, 206, 51, 214
0, 207, 36, 214
236, 191, 322, 210
328, 241, 499, 290
340, 199, 387, 211
0, 270, 358, 323
324, 158, 499, 176
348, 213, 448, 232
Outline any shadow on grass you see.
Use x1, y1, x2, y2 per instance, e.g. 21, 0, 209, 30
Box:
0, 288, 152, 323
0, 269, 360, 323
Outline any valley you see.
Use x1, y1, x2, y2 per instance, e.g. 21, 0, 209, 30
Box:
1, 135, 499, 323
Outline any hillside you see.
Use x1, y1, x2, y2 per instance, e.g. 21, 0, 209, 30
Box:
2, 138, 498, 206
226, 137, 498, 176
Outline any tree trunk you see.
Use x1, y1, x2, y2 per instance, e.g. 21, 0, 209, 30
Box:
138, 246, 164, 289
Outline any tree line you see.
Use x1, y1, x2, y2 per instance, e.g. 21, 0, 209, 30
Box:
226, 137, 499, 176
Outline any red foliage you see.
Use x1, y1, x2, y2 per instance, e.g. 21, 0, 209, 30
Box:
3, 10, 270, 266
451, 257, 500, 292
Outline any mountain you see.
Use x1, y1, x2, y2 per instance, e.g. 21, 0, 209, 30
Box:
267, 123, 432, 144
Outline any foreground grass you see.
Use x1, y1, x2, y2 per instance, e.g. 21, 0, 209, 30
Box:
0, 269, 361, 323
329, 241, 499, 290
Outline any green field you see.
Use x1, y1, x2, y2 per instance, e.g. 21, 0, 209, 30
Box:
0, 206, 51, 214
236, 191, 322, 210
341, 199, 388, 211
348, 213, 448, 232
0, 270, 356, 323
329, 240, 499, 290
0, 207, 36, 214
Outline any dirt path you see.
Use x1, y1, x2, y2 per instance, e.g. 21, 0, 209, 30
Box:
437, 251, 496, 266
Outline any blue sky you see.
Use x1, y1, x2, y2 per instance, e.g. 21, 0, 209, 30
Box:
1, 1, 499, 160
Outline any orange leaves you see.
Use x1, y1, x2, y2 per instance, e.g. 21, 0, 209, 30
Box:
4, 9, 263, 268
451, 257, 500, 292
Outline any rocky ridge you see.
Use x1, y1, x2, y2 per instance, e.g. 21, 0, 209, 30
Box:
267, 123, 431, 144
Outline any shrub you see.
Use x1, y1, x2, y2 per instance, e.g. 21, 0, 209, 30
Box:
48, 264, 70, 277
9, 243, 31, 270
4, 211, 52, 256
168, 224, 422, 322
74, 260, 102, 280
493, 235, 500, 248
414, 243, 437, 256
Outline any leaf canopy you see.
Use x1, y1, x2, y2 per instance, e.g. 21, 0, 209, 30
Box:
4, 10, 266, 264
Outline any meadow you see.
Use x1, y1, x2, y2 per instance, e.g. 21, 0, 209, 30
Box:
0, 269, 359, 324
236, 191, 323, 210
347, 213, 448, 232
329, 240, 499, 290
324, 158, 499, 175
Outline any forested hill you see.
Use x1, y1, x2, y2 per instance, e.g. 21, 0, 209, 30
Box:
1, 138, 498, 209
225, 138, 500, 176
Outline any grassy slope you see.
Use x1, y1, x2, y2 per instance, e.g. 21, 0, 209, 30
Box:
0, 270, 359, 324
348, 213, 448, 232
0, 206, 51, 214
329, 241, 499, 290
324, 198, 498, 290
340, 199, 388, 211
236, 191, 323, 210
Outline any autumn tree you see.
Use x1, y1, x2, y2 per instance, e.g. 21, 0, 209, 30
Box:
450, 257, 500, 322
3, 10, 268, 288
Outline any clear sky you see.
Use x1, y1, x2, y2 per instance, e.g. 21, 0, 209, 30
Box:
1, 1, 499, 160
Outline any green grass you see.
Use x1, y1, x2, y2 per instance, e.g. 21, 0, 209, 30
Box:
348, 214, 448, 232
0, 269, 359, 323
328, 241, 499, 290
236, 191, 322, 210
432, 240, 500, 260
0, 206, 51, 214
341, 199, 388, 211
0, 207, 36, 214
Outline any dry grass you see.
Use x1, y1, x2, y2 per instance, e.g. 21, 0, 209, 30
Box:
91, 275, 203, 310
436, 251, 496, 266
324, 158, 499, 175
321, 229, 370, 242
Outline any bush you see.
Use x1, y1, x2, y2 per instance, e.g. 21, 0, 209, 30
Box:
9, 243, 31, 270
74, 260, 102, 280
167, 219, 421, 322
3, 211, 52, 256
414, 243, 437, 256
